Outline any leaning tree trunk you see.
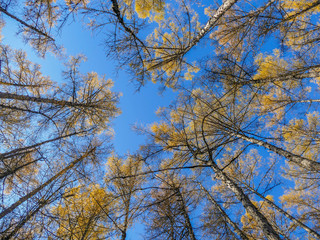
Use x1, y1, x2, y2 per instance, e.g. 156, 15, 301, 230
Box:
193, 139, 281, 240
0, 130, 89, 180
234, 178, 320, 239
0, 92, 105, 110
208, 160, 281, 240
232, 132, 320, 172
0, 147, 95, 219
183, 0, 238, 54
148, 0, 238, 71
175, 187, 197, 240
3, 203, 45, 239
0, 130, 86, 161
0, 6, 53, 40
198, 183, 249, 240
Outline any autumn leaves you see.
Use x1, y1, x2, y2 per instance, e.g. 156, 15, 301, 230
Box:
1, 0, 320, 239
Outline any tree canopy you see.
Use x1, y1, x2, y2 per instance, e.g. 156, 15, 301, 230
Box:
1, 0, 320, 239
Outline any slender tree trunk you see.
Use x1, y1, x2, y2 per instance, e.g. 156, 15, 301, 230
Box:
0, 6, 54, 41
148, 0, 238, 71
195, 122, 281, 239
233, 132, 320, 171
272, 99, 320, 104
183, 0, 238, 54
0, 80, 47, 88
120, 228, 127, 240
0, 131, 86, 160
0, 147, 95, 219
121, 188, 133, 240
121, 203, 129, 240
235, 178, 320, 239
0, 131, 89, 180
238, 71, 320, 85
175, 188, 197, 240
199, 183, 249, 240
110, 0, 149, 53
0, 92, 104, 109
3, 199, 48, 240
203, 156, 281, 240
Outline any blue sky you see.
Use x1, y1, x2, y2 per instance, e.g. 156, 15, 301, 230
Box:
2, 15, 176, 155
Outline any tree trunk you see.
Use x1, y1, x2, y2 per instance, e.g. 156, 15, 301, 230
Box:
233, 132, 320, 171
199, 183, 249, 240
235, 178, 320, 239
148, 0, 238, 71
0, 92, 104, 109
0, 131, 89, 180
110, 0, 149, 54
0, 6, 54, 40
3, 199, 49, 240
0, 147, 95, 219
175, 188, 197, 240
183, 0, 238, 54
0, 131, 85, 161
208, 160, 281, 240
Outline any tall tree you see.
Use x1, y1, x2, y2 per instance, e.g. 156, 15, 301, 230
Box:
104, 154, 145, 240
2, 0, 320, 238
144, 172, 199, 240
0, 42, 119, 238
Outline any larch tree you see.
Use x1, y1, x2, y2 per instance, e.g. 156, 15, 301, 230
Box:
2, 0, 320, 239
143, 171, 199, 240
97, 0, 320, 239
104, 154, 145, 240
0, 7, 120, 237
51, 183, 113, 239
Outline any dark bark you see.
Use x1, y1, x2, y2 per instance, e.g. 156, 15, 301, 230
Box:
175, 188, 197, 240
0, 6, 54, 41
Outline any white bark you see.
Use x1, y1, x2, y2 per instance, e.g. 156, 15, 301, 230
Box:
233, 132, 320, 171
184, 0, 238, 54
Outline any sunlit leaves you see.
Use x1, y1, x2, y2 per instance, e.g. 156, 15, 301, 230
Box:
53, 184, 112, 239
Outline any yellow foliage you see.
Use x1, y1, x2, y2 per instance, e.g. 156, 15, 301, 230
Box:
106, 154, 143, 186
134, 0, 164, 20
184, 63, 200, 81
65, 0, 89, 9
170, 108, 184, 123
282, 0, 320, 14
150, 120, 186, 150
150, 122, 170, 137
53, 184, 111, 239
142, 3, 200, 87
280, 0, 320, 50
204, 6, 215, 18
282, 112, 320, 160
241, 195, 277, 239
283, 119, 304, 141
253, 50, 288, 82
